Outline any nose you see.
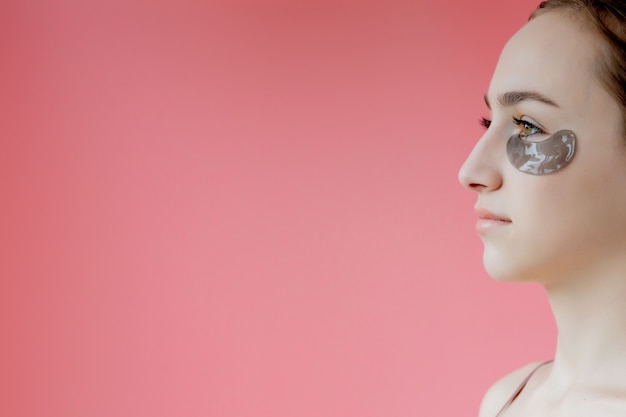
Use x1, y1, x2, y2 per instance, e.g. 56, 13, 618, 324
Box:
458, 131, 503, 192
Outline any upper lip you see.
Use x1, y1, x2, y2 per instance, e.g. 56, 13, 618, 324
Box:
475, 207, 511, 222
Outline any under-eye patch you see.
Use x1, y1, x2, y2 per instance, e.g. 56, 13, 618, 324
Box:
507, 130, 576, 175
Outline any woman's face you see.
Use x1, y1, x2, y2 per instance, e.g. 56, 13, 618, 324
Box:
458, 12, 626, 286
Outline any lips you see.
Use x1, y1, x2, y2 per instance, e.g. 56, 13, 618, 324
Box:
474, 208, 511, 233
475, 208, 511, 222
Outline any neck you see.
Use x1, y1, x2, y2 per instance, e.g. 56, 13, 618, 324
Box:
544, 257, 626, 390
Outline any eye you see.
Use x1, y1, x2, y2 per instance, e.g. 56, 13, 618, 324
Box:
479, 117, 491, 129
513, 117, 544, 137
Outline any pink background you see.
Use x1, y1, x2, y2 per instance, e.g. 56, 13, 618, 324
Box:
1, 1, 555, 416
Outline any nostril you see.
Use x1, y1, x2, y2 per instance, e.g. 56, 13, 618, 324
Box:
468, 182, 487, 191
458, 169, 484, 191
458, 157, 502, 192
458, 143, 503, 192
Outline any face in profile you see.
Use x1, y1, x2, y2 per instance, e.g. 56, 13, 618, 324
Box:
458, 11, 626, 286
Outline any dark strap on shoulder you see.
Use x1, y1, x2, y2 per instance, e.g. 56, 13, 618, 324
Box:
495, 361, 552, 417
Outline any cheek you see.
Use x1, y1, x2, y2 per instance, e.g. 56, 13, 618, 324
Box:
508, 178, 577, 247
522, 172, 626, 252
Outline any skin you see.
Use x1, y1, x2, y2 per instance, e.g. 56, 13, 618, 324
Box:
458, 11, 626, 417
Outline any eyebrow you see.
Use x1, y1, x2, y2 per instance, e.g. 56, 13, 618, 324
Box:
484, 91, 560, 109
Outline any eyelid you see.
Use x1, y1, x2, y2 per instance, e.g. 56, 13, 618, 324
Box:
514, 115, 545, 129
512, 116, 546, 136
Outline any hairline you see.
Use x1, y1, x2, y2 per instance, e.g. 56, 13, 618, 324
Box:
530, 7, 626, 138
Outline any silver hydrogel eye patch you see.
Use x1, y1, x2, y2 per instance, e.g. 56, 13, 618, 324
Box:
506, 130, 576, 175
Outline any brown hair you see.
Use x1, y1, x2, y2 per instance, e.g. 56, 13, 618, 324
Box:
531, 0, 626, 134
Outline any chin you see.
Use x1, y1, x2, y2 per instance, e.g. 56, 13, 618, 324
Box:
481, 245, 566, 284
483, 261, 523, 282
482, 246, 535, 283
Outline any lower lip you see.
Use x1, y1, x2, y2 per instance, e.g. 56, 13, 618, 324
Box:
476, 219, 512, 234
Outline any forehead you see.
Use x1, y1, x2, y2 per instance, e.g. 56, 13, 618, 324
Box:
488, 12, 598, 109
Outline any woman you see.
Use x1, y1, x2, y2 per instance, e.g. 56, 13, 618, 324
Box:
458, 1, 626, 416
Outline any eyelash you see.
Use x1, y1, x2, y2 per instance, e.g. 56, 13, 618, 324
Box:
478, 117, 544, 137
512, 117, 544, 137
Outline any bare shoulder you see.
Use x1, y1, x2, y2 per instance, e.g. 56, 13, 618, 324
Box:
478, 361, 545, 417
